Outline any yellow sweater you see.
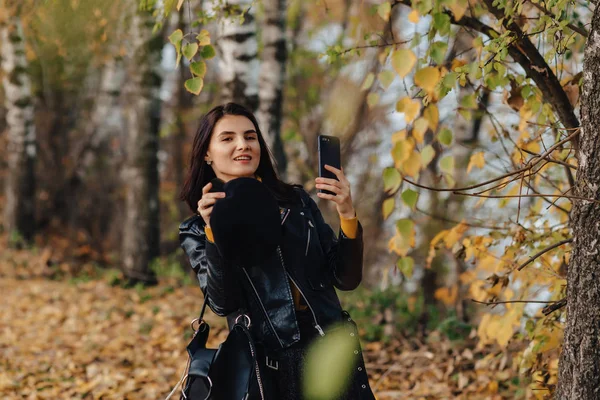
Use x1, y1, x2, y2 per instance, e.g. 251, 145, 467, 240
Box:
204, 211, 358, 311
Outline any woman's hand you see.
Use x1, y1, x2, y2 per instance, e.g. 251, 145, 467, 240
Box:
197, 182, 226, 227
315, 165, 356, 219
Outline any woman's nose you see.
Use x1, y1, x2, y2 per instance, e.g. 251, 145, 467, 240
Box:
236, 138, 251, 149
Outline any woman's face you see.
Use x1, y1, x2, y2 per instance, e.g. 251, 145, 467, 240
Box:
205, 115, 261, 182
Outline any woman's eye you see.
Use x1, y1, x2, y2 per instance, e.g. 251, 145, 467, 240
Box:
246, 136, 257, 140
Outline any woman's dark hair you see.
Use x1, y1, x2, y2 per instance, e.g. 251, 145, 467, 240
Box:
180, 102, 300, 213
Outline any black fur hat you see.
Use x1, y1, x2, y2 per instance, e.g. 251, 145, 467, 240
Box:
210, 177, 282, 267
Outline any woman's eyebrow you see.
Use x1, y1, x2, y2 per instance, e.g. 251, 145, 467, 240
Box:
217, 130, 257, 136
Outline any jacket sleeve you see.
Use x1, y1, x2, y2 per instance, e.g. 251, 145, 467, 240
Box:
306, 193, 364, 291
179, 216, 242, 316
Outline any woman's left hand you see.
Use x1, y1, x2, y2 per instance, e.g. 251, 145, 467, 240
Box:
315, 165, 356, 219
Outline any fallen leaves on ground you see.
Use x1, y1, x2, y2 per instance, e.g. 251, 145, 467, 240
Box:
0, 241, 526, 399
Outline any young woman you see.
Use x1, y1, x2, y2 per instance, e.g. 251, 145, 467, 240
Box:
179, 102, 374, 399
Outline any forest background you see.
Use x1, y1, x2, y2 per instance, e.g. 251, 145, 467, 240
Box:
1, 0, 600, 398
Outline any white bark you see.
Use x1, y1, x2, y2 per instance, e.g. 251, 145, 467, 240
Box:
121, 9, 163, 284
256, 0, 287, 176
1, 14, 36, 242
216, 0, 259, 111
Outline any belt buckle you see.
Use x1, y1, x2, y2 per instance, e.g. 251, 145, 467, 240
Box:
266, 355, 279, 370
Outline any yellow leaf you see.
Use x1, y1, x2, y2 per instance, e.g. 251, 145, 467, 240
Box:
467, 152, 486, 173
451, 59, 467, 71
396, 97, 420, 123
382, 198, 395, 220
391, 138, 413, 167
443, 221, 468, 249
423, 104, 439, 131
415, 67, 441, 94
408, 9, 420, 23
388, 219, 416, 256
196, 29, 211, 46
391, 130, 407, 144
412, 117, 429, 144
434, 286, 458, 306
447, 0, 468, 20
401, 150, 421, 178
391, 49, 417, 78
176, 0, 185, 11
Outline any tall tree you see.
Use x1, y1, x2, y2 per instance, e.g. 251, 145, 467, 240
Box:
121, 4, 163, 284
256, 0, 288, 177
556, 5, 600, 397
216, 0, 259, 111
1, 4, 36, 244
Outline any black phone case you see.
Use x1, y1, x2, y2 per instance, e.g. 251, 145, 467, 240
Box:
318, 135, 341, 196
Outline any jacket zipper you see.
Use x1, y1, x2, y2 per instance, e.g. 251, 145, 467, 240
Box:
240, 325, 264, 400
305, 227, 311, 256
305, 218, 314, 256
242, 268, 285, 348
277, 246, 325, 337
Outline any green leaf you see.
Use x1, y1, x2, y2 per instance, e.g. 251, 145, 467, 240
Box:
383, 197, 395, 220
377, 2, 391, 21
383, 167, 402, 195
367, 93, 380, 108
168, 29, 184, 67
378, 70, 395, 90
460, 93, 478, 109
401, 189, 419, 210
396, 256, 414, 278
442, 71, 457, 89
184, 77, 204, 95
439, 155, 455, 175
433, 13, 451, 35
391, 49, 417, 78
430, 41, 448, 65
396, 219, 414, 240
168, 29, 183, 46
421, 144, 435, 167
190, 60, 207, 77
183, 43, 199, 60
362, 73, 375, 91
200, 45, 216, 59
438, 128, 453, 146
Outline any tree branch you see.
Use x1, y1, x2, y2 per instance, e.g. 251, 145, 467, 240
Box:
472, 298, 564, 305
402, 130, 579, 193
392, 0, 581, 150
517, 238, 573, 271
541, 298, 567, 315
481, 0, 580, 149
525, 0, 588, 38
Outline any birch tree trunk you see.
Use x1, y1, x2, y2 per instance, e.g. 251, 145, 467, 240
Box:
121, 8, 163, 284
216, 0, 259, 112
1, 11, 36, 244
556, 6, 600, 398
256, 0, 287, 177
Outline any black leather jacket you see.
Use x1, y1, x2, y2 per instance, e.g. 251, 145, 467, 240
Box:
179, 188, 364, 349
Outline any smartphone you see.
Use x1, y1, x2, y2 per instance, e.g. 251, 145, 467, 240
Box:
317, 135, 341, 196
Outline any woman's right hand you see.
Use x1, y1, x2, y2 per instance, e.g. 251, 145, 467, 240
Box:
197, 182, 226, 227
